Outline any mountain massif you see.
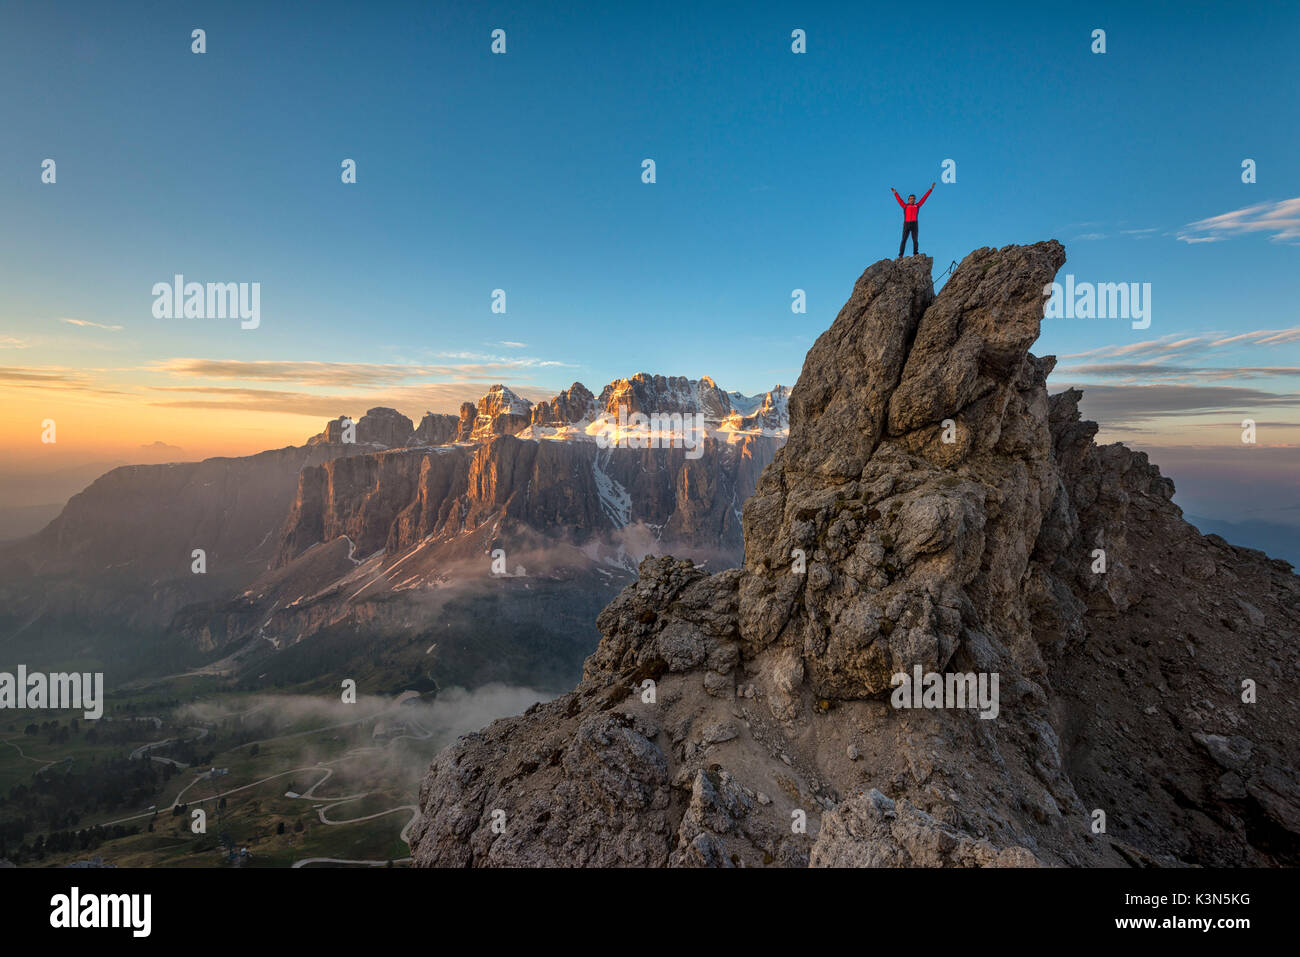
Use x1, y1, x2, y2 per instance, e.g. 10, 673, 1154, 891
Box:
409, 243, 1300, 868
0, 373, 788, 690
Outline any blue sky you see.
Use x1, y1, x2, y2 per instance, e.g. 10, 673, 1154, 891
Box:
2, 0, 1297, 479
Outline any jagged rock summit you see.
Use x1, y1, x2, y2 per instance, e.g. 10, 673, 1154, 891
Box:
307, 377, 792, 451
409, 242, 1300, 868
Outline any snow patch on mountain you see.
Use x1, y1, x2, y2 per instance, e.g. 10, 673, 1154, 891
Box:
592, 452, 632, 528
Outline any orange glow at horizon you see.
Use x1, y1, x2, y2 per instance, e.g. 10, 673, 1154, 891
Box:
4, 389, 348, 465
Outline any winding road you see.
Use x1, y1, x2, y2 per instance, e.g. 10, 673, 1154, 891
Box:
94, 703, 433, 867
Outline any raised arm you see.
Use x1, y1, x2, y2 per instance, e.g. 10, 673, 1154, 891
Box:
892, 188, 904, 208
917, 183, 935, 207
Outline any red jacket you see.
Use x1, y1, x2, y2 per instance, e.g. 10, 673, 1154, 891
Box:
893, 186, 932, 222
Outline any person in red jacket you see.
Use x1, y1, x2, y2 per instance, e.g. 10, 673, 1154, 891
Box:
892, 183, 934, 257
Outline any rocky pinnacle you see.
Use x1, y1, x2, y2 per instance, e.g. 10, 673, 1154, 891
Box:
409, 242, 1300, 868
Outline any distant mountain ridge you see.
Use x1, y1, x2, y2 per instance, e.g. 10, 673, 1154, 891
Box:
305, 374, 791, 449
0, 373, 788, 692
190, 374, 789, 669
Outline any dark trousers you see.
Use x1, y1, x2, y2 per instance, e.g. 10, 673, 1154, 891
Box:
899, 220, 919, 256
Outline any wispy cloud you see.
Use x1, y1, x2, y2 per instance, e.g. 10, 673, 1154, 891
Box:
1060, 327, 1300, 366
144, 382, 554, 418
57, 317, 123, 331
0, 366, 88, 385
1058, 363, 1300, 382
1059, 223, 1159, 242
1209, 328, 1300, 347
152, 356, 570, 387
1178, 197, 1300, 245
131, 357, 578, 420
1062, 334, 1210, 362
435, 351, 573, 368
1054, 327, 1300, 383
0, 337, 29, 349
0, 365, 128, 394
1051, 382, 1300, 427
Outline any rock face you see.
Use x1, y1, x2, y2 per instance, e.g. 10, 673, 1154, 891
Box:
273, 434, 776, 573
308, 407, 415, 448
455, 402, 477, 442
175, 421, 781, 660
468, 385, 533, 441
531, 382, 597, 427
599, 374, 733, 420
724, 385, 789, 433
0, 444, 373, 635
412, 411, 460, 446
410, 243, 1300, 868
